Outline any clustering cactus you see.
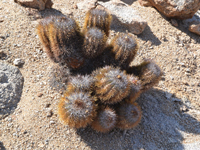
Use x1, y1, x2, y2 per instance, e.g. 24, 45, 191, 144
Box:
37, 7, 162, 133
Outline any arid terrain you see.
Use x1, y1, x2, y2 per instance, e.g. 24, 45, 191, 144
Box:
0, 0, 200, 149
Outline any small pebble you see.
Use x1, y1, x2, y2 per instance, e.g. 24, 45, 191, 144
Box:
13, 58, 25, 66
73, 4, 78, 9
45, 103, 51, 108
50, 121, 55, 124
171, 19, 178, 27
37, 93, 43, 97
186, 68, 190, 73
47, 109, 53, 117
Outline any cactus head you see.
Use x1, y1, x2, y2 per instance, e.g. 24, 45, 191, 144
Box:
116, 102, 142, 130
83, 27, 107, 58
110, 33, 138, 68
129, 59, 162, 91
58, 91, 97, 128
37, 15, 84, 69
91, 106, 117, 133
36, 16, 56, 62
67, 74, 95, 93
83, 8, 112, 36
94, 66, 131, 104
48, 15, 84, 69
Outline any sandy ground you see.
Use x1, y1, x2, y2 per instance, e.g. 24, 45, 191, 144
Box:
0, 0, 200, 149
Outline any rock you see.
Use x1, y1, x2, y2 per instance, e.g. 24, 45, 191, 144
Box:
0, 62, 24, 119
46, 109, 53, 117
77, 0, 97, 12
138, 0, 152, 6
182, 10, 200, 28
98, 1, 147, 34
14, 0, 53, 11
0, 50, 4, 59
139, 0, 200, 19
37, 93, 43, 97
189, 22, 200, 35
171, 19, 178, 27
13, 58, 25, 66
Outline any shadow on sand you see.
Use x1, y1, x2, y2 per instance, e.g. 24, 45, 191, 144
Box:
76, 89, 200, 150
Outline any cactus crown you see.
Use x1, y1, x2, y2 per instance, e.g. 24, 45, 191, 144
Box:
111, 33, 138, 67
83, 8, 112, 36
117, 102, 142, 129
66, 92, 93, 118
67, 75, 94, 92
98, 107, 116, 129
58, 91, 97, 128
94, 66, 131, 104
83, 27, 107, 58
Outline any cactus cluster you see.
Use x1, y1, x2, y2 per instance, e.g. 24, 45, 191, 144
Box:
37, 8, 162, 132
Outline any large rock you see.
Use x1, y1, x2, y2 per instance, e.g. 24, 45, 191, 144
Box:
0, 62, 24, 119
98, 1, 147, 34
139, 0, 200, 19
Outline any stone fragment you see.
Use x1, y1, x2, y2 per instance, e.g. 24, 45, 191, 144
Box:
0, 62, 24, 119
189, 23, 200, 35
13, 58, 25, 66
98, 1, 147, 34
139, 0, 200, 19
171, 19, 178, 27
37, 93, 43, 97
77, 0, 97, 12
14, 0, 53, 11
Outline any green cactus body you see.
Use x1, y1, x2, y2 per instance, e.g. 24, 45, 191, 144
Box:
111, 33, 138, 68
91, 106, 117, 133
83, 8, 112, 36
116, 102, 142, 130
58, 91, 97, 128
83, 27, 107, 58
94, 66, 131, 104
